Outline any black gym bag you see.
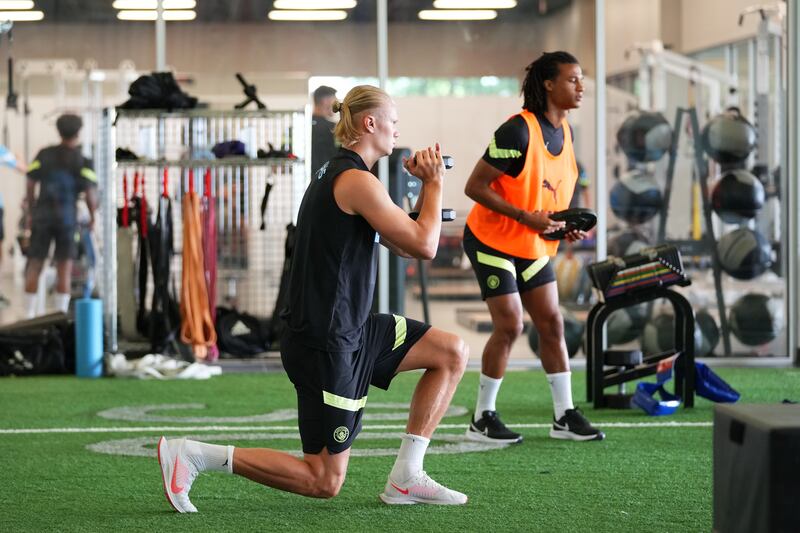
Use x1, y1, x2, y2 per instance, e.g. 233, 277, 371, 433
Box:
119, 71, 198, 111
267, 223, 296, 346
0, 313, 75, 376
215, 307, 271, 358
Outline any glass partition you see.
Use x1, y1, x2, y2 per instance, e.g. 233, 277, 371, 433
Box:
604, 0, 788, 359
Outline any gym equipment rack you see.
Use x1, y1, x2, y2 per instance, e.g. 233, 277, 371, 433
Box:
96, 107, 306, 352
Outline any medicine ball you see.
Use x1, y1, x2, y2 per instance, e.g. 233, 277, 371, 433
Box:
641, 311, 710, 356
607, 304, 648, 345
717, 228, 772, 280
616, 111, 673, 163
702, 107, 757, 164
608, 231, 650, 258
610, 170, 663, 224
695, 309, 720, 357
711, 169, 765, 223
554, 255, 590, 303
528, 306, 584, 358
729, 293, 783, 346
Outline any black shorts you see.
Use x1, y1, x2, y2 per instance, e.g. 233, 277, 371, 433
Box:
28, 220, 76, 261
0, 207, 4, 241
463, 224, 555, 300
281, 313, 431, 455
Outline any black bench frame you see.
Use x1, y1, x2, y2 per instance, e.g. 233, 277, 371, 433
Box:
585, 287, 696, 409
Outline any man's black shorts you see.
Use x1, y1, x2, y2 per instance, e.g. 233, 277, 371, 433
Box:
0, 207, 4, 241
281, 313, 431, 455
28, 220, 76, 261
463, 224, 555, 300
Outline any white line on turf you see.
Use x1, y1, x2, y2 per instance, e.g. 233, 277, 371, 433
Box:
0, 421, 712, 434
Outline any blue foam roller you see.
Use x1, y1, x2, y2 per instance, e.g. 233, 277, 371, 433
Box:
75, 298, 103, 378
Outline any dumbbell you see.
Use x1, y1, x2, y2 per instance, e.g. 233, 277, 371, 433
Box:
409, 209, 457, 222
408, 155, 455, 221
411, 154, 454, 169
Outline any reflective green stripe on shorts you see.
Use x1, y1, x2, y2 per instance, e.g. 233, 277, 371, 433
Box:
392, 314, 407, 351
476, 251, 516, 277
81, 167, 98, 183
28, 159, 41, 172
521, 256, 550, 282
323, 391, 368, 412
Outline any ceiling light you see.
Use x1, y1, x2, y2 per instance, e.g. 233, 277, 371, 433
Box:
418, 9, 497, 20
116, 9, 196, 20
268, 10, 347, 21
273, 0, 356, 9
432, 0, 515, 8
113, 0, 196, 9
0, 10, 43, 21
0, 1, 34, 9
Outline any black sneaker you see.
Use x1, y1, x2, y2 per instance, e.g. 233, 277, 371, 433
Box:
550, 408, 605, 441
466, 410, 523, 444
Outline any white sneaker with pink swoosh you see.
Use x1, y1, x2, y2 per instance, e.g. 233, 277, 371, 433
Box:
158, 437, 200, 513
379, 471, 468, 505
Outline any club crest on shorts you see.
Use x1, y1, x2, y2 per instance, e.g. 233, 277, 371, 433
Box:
487, 275, 500, 290
333, 426, 350, 443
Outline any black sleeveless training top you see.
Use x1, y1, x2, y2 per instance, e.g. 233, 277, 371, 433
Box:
284, 148, 379, 352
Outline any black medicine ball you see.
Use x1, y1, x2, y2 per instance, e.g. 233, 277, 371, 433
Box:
528, 307, 584, 358
608, 230, 650, 258
610, 170, 663, 224
640, 309, 719, 357
616, 111, 673, 163
711, 169, 765, 223
717, 228, 772, 280
607, 304, 649, 345
729, 293, 783, 346
702, 107, 757, 164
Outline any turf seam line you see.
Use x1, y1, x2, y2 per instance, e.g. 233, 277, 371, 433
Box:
0, 421, 712, 434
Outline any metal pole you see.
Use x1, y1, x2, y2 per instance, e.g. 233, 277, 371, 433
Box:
787, 0, 798, 365
100, 108, 118, 353
377, 0, 390, 314
595, 0, 607, 261
22, 77, 29, 163
155, 0, 166, 71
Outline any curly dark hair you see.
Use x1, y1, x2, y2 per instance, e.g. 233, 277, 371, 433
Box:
56, 114, 83, 140
521, 51, 579, 115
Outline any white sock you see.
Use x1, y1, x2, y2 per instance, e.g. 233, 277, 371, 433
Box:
184, 439, 234, 474
390, 433, 430, 483
24, 292, 38, 319
474, 373, 503, 422
53, 292, 70, 313
546, 371, 575, 420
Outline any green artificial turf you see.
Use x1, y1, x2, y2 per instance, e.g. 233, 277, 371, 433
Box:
1, 367, 797, 532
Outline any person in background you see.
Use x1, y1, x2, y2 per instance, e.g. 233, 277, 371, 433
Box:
23, 114, 97, 318
569, 161, 591, 209
310, 85, 338, 175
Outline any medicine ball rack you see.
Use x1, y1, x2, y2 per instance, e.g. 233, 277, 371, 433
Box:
657, 106, 733, 357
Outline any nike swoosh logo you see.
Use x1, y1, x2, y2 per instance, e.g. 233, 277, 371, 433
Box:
390, 482, 409, 495
171, 457, 184, 493
222, 459, 229, 467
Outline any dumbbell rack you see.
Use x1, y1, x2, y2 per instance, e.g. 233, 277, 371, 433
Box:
657, 106, 733, 357
586, 287, 696, 409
